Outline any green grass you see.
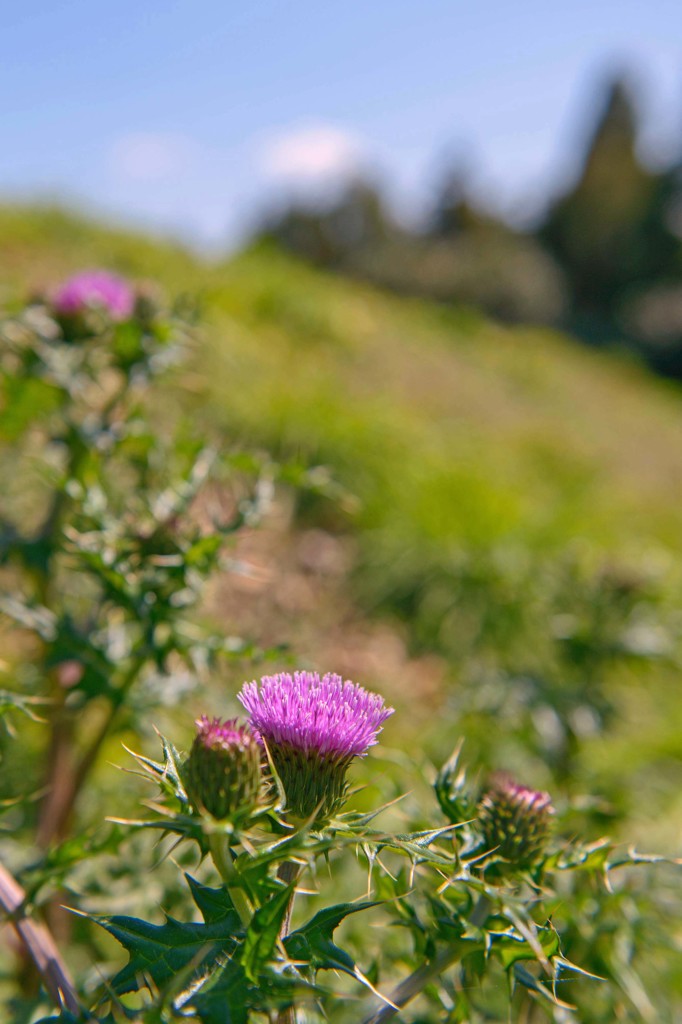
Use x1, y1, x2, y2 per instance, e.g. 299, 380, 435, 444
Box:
202, 244, 682, 558
4, 203, 682, 560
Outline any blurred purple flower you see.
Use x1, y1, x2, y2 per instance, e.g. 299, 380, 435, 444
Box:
238, 671, 393, 819
53, 270, 135, 321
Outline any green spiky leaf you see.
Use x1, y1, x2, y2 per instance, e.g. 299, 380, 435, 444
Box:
180, 957, 249, 1024
93, 877, 243, 994
285, 900, 381, 976
242, 882, 295, 983
493, 925, 561, 970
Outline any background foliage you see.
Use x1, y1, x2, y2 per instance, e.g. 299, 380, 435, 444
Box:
259, 76, 682, 377
0, 206, 681, 1021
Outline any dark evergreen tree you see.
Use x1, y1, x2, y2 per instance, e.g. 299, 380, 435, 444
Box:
430, 164, 471, 238
259, 179, 394, 269
540, 77, 681, 335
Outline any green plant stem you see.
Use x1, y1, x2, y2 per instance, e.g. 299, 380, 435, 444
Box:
73, 656, 146, 794
361, 896, 491, 1024
277, 860, 300, 938
276, 860, 301, 1024
35, 433, 89, 849
38, 655, 147, 846
207, 831, 253, 929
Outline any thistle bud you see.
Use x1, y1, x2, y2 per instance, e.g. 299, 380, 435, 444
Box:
185, 717, 261, 821
238, 671, 393, 822
477, 775, 553, 870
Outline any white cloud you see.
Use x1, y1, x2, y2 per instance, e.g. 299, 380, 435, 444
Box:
108, 132, 198, 183
259, 124, 364, 183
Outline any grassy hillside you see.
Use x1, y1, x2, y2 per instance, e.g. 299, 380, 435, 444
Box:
3, 204, 682, 831
203, 244, 682, 552
4, 205, 682, 552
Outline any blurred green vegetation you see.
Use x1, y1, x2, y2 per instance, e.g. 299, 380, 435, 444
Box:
259, 76, 682, 378
2, 203, 682, 1018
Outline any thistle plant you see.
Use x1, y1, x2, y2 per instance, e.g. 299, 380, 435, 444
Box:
2, 660, 680, 1024
238, 671, 394, 821
0, 270, 289, 1015
0, 269, 279, 853
45, 713, 673, 1024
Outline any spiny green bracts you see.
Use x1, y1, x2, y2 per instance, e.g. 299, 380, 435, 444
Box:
185, 717, 261, 821
477, 774, 553, 870
266, 744, 354, 821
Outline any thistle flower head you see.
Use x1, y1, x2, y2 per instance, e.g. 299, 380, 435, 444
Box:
478, 774, 553, 871
53, 270, 135, 321
184, 716, 261, 821
238, 671, 393, 821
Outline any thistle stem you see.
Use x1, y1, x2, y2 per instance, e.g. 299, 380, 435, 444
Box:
361, 896, 491, 1024
0, 861, 80, 1015
38, 654, 146, 846
276, 860, 301, 1024
207, 831, 252, 929
277, 859, 300, 937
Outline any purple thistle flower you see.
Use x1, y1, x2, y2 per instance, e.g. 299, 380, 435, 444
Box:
239, 672, 393, 760
184, 716, 261, 821
478, 774, 554, 871
238, 672, 393, 820
53, 270, 135, 321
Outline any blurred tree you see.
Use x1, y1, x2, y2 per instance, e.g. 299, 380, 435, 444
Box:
429, 163, 473, 238
540, 76, 681, 339
260, 178, 395, 269
255, 76, 682, 359
420, 170, 567, 322
259, 172, 566, 324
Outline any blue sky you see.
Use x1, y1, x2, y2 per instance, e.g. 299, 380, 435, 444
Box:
2, 0, 682, 248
